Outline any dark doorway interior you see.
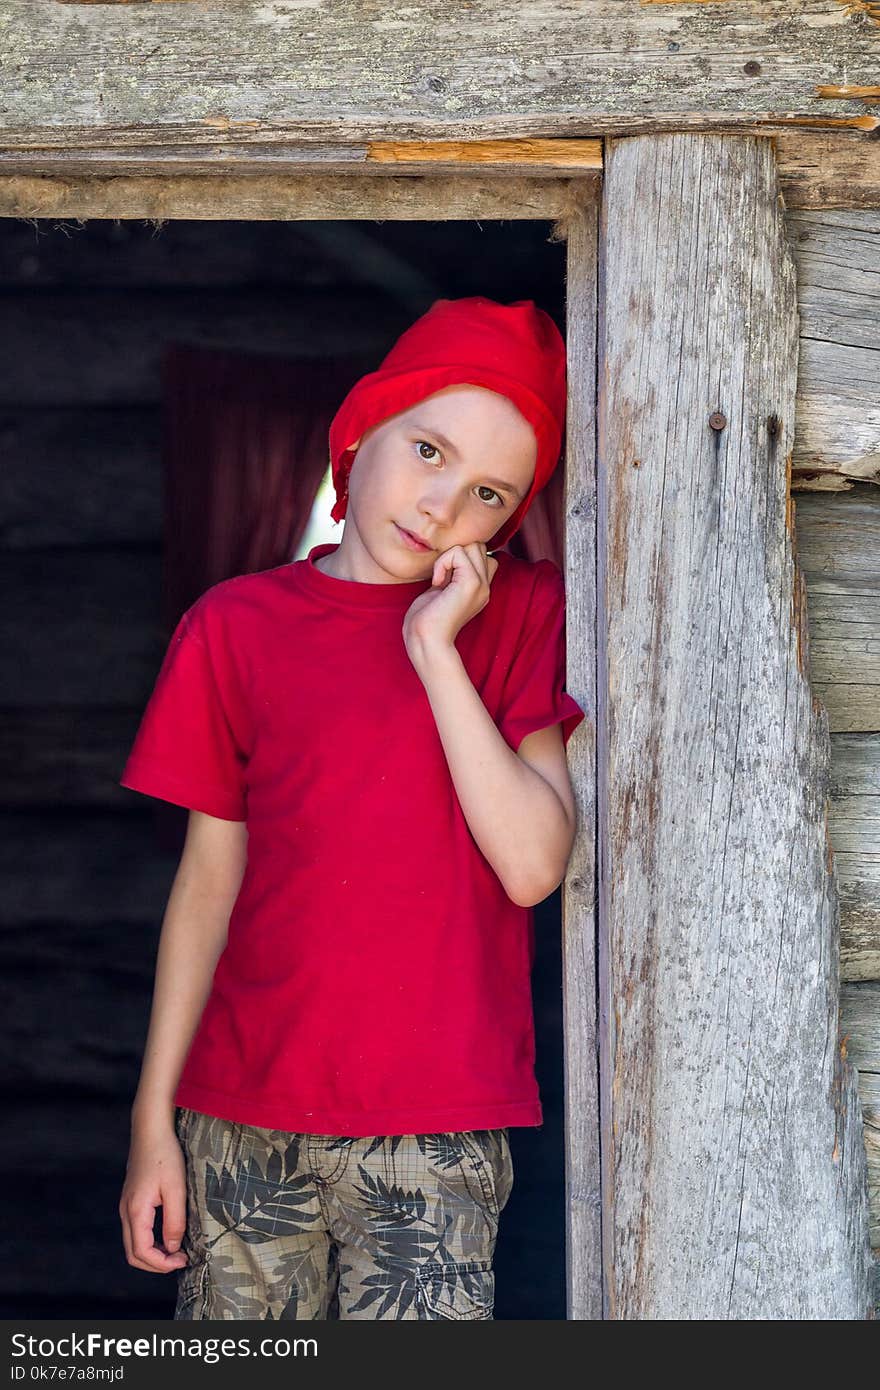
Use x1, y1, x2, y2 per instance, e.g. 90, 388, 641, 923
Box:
0, 216, 568, 1319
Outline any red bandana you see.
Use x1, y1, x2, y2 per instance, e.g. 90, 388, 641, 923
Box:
327, 296, 566, 550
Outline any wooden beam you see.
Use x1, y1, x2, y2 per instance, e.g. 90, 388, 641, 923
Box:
367, 139, 601, 175
0, 174, 587, 223
795, 491, 880, 735
597, 130, 873, 1318
562, 189, 603, 1321
0, 133, 877, 211
3, 1, 877, 143
773, 131, 880, 211
785, 210, 880, 487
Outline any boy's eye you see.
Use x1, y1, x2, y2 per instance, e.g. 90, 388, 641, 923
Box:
414, 440, 504, 509
475, 486, 504, 508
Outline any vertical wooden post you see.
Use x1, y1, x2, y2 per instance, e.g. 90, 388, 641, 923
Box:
597, 132, 873, 1318
562, 189, 603, 1319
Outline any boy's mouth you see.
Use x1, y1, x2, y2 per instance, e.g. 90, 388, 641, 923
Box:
395, 523, 433, 553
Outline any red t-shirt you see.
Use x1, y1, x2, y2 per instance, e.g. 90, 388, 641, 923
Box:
119, 541, 585, 1136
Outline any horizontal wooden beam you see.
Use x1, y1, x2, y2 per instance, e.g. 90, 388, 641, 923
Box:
0, 173, 591, 222
0, 132, 876, 210
367, 139, 601, 175
2, 1, 878, 145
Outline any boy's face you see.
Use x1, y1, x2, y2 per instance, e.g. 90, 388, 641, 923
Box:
341, 384, 538, 579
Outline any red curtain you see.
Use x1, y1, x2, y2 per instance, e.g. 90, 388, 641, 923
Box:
505, 435, 566, 568
160, 343, 367, 636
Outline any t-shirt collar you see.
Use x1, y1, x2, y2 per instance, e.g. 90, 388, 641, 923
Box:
297, 542, 436, 609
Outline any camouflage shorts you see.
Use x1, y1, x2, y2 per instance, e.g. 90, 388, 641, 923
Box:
173, 1105, 515, 1320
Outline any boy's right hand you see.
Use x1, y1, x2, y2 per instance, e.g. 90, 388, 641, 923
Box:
119, 1125, 190, 1274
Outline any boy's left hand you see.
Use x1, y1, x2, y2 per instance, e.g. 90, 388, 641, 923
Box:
403, 541, 499, 656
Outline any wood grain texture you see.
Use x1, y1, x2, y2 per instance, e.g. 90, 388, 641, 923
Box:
841, 981, 880, 1253
562, 190, 602, 1320
796, 490, 880, 734
1, 1, 878, 141
0, 135, 874, 211
848, 1068, 879, 1251
366, 139, 602, 174
0, 174, 586, 222
828, 734, 880, 981
773, 132, 880, 210
597, 131, 872, 1318
786, 212, 880, 489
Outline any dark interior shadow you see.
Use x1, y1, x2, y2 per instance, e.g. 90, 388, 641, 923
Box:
0, 216, 569, 1319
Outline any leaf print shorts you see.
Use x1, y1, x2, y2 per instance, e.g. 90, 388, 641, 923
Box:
172, 1106, 515, 1320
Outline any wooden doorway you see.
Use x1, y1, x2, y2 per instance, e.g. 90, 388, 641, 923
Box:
0, 161, 603, 1319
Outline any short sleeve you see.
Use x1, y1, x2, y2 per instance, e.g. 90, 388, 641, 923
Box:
494, 561, 586, 754
119, 595, 249, 821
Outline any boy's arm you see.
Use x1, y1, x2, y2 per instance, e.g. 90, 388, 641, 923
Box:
130, 809, 248, 1137
408, 639, 577, 907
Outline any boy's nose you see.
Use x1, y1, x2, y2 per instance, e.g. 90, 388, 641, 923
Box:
416, 490, 458, 530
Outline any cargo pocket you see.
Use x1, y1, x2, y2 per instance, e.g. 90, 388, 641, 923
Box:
416, 1260, 495, 1321
458, 1130, 512, 1223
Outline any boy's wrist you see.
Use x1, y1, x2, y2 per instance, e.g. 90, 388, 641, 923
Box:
131, 1093, 177, 1134
406, 633, 462, 683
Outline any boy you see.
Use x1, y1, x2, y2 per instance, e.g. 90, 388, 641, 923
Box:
117, 296, 585, 1319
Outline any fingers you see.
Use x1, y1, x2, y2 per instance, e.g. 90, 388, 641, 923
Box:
435, 542, 496, 593
160, 1180, 188, 1258
431, 549, 456, 588
119, 1193, 188, 1274
464, 541, 495, 588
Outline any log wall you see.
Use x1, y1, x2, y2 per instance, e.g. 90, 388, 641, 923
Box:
787, 208, 880, 1296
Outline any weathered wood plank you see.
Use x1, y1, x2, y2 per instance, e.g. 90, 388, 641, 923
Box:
795, 489, 878, 733
795, 492, 880, 734
0, 1, 877, 141
841, 983, 880, 1073
803, 587, 880, 730
598, 131, 872, 1318
842, 981, 880, 1258
828, 734, 880, 982
0, 134, 875, 210
562, 189, 602, 1321
773, 131, 880, 211
787, 211, 880, 489
796, 491, 880, 583
0, 173, 586, 222
848, 1070, 879, 1251
0, 138, 602, 178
